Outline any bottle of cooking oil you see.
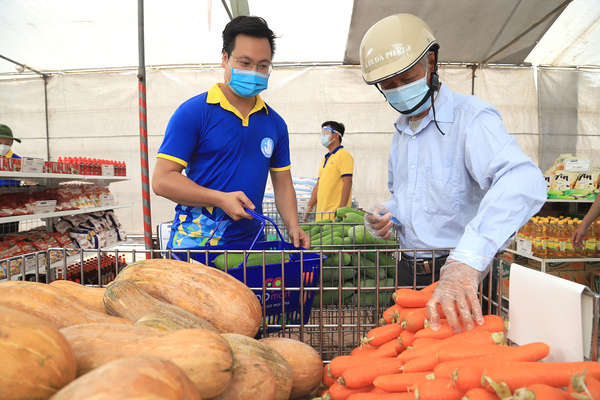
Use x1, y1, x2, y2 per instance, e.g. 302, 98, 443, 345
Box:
523, 218, 532, 247
531, 217, 540, 257
565, 220, 576, 258
557, 220, 567, 258
540, 218, 550, 258
547, 218, 557, 258
585, 220, 597, 258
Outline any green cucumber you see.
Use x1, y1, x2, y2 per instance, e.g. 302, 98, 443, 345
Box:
213, 252, 289, 270
321, 265, 356, 282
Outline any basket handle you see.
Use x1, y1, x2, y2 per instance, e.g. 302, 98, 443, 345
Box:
244, 208, 297, 262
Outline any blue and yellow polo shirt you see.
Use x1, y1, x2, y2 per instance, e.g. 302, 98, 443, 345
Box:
316, 146, 353, 221
157, 83, 291, 249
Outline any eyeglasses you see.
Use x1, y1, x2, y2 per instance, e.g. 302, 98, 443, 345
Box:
229, 54, 273, 74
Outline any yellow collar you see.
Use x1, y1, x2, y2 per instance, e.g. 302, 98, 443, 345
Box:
1, 149, 14, 158
207, 83, 268, 126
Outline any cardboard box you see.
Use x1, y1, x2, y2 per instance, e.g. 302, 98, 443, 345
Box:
496, 250, 528, 264
554, 270, 591, 287
590, 271, 600, 293
584, 261, 600, 271
527, 259, 584, 271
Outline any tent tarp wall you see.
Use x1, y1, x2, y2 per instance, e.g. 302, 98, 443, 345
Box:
1, 65, 597, 235
539, 69, 600, 172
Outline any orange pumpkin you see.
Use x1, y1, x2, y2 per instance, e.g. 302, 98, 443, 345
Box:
0, 305, 77, 399
49, 279, 107, 313
0, 281, 131, 329
260, 337, 324, 399
50, 355, 201, 399
222, 333, 293, 400
211, 353, 277, 400
104, 280, 217, 331
61, 322, 234, 399
111, 258, 262, 336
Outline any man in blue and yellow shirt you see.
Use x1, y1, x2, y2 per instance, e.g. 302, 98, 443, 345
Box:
152, 16, 310, 250
303, 121, 354, 222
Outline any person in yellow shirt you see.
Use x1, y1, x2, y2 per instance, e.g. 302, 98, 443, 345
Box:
303, 121, 354, 222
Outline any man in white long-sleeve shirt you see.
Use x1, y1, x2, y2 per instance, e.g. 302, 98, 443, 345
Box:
359, 14, 547, 334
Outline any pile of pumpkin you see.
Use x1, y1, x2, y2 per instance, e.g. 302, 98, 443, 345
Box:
315, 282, 600, 400
0, 258, 324, 399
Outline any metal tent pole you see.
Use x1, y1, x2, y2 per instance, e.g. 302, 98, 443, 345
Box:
137, 0, 153, 255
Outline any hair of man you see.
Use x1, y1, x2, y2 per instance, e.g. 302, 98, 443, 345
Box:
222, 15, 276, 59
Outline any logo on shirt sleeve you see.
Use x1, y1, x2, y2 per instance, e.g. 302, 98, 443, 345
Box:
261, 138, 274, 158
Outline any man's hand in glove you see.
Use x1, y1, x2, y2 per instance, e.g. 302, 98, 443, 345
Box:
426, 260, 485, 334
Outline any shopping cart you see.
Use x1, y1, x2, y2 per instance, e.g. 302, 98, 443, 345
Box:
170, 209, 325, 334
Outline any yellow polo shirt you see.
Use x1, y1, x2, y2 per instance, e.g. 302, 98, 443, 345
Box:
316, 146, 353, 221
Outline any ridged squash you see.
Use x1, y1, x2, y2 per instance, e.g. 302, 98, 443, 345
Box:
0, 281, 131, 329
222, 333, 293, 400
49, 279, 107, 313
0, 305, 77, 399
259, 337, 324, 399
104, 280, 217, 331
210, 353, 277, 400
111, 258, 262, 336
49, 355, 201, 400
60, 322, 234, 399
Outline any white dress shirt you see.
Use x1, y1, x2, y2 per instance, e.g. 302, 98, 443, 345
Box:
383, 83, 547, 271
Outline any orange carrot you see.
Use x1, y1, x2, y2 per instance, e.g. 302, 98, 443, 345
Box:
393, 288, 431, 308
437, 343, 505, 363
399, 328, 500, 364
375, 337, 405, 358
373, 372, 430, 393
511, 383, 570, 400
410, 338, 440, 349
324, 365, 336, 387
339, 358, 404, 389
347, 393, 416, 400
351, 344, 379, 357
453, 342, 550, 392
400, 307, 429, 333
568, 368, 600, 400
369, 386, 392, 394
415, 315, 505, 340
413, 378, 464, 400
329, 382, 373, 400
401, 352, 439, 373
382, 304, 404, 325
363, 324, 404, 347
482, 361, 600, 393
421, 281, 439, 293
330, 355, 374, 379
461, 388, 500, 400
399, 329, 416, 348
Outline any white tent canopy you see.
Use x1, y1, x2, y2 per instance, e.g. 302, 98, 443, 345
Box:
1, 0, 599, 238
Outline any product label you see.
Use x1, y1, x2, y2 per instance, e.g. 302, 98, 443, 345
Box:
565, 159, 592, 172
101, 164, 114, 176
22, 157, 45, 173
100, 195, 115, 207
516, 238, 532, 255
34, 200, 57, 214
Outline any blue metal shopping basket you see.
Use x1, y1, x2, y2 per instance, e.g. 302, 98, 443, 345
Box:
171, 208, 324, 334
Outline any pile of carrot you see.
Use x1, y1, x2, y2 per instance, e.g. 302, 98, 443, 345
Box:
315, 282, 600, 400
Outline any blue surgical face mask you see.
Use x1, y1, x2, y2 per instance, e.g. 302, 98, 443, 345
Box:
227, 67, 269, 98
320, 134, 333, 147
381, 76, 432, 116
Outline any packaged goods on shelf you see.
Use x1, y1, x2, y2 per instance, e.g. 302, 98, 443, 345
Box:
54, 210, 126, 250
0, 185, 113, 217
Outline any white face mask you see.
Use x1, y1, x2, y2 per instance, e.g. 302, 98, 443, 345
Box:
0, 144, 10, 156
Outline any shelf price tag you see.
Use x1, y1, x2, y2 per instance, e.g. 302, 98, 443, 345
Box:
34, 200, 57, 214
516, 238, 533, 256
24, 254, 37, 273
565, 159, 592, 172
102, 164, 115, 176
100, 194, 116, 207
22, 157, 45, 173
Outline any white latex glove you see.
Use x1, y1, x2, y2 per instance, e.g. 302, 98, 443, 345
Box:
426, 260, 486, 334
364, 204, 394, 240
